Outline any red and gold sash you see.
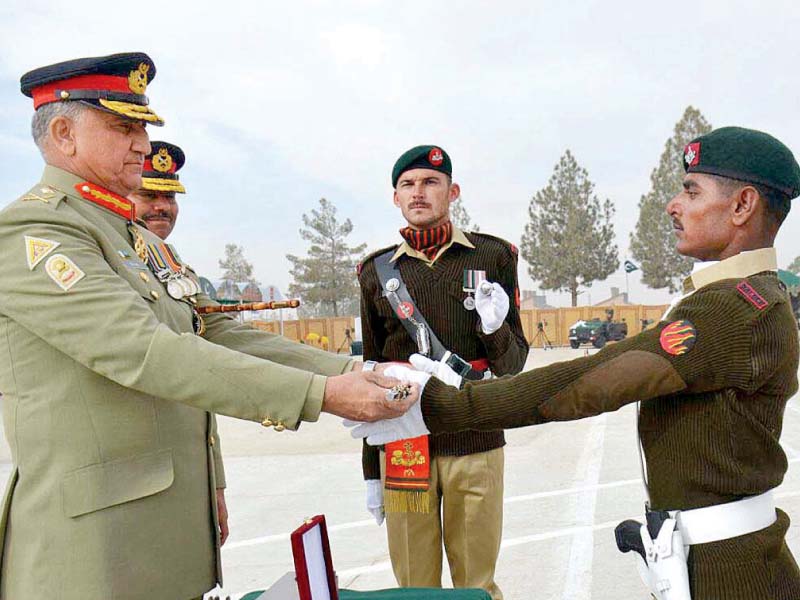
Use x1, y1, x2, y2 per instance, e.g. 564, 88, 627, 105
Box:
384, 434, 431, 514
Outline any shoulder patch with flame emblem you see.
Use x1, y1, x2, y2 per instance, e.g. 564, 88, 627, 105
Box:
659, 320, 697, 356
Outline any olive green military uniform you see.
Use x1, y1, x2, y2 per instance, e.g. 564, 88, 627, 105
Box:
359, 227, 527, 599
422, 248, 800, 599
0, 166, 353, 600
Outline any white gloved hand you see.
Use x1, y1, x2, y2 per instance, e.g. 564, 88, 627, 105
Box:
409, 352, 463, 388
475, 281, 509, 334
366, 479, 384, 525
343, 364, 431, 445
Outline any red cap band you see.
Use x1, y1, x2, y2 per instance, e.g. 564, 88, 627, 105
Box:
31, 74, 135, 109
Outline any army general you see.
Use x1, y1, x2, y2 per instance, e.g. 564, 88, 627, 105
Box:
0, 52, 416, 600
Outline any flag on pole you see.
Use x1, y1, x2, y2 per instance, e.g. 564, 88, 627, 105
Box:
624, 260, 639, 273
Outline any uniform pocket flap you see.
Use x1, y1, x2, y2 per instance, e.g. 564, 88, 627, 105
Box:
62, 449, 174, 518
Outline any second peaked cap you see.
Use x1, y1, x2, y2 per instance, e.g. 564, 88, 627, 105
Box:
142, 141, 186, 193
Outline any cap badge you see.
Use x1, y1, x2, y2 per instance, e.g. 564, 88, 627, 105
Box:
152, 147, 173, 173
128, 62, 150, 94
428, 148, 444, 166
684, 142, 700, 167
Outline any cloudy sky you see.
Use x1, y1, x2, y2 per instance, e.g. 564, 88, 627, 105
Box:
1, 0, 798, 307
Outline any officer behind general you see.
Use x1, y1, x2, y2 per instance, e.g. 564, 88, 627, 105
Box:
352, 127, 800, 599
357, 145, 528, 598
0, 52, 416, 600
127, 140, 231, 545
129, 140, 185, 240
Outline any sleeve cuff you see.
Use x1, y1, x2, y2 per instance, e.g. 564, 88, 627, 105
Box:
478, 322, 512, 358
300, 374, 327, 423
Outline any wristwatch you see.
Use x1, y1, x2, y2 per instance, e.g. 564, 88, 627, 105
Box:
363, 360, 378, 372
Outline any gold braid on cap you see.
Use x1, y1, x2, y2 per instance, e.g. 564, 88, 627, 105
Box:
98, 99, 164, 124
140, 177, 186, 193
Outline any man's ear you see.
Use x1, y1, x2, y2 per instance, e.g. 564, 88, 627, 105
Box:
731, 185, 760, 226
48, 115, 77, 157
448, 182, 461, 203
393, 190, 401, 208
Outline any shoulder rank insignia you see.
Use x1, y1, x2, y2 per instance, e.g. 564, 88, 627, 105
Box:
736, 280, 768, 310
659, 320, 696, 356
22, 186, 56, 203
25, 236, 60, 270
45, 254, 85, 291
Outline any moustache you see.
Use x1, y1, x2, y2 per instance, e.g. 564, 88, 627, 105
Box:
143, 212, 172, 221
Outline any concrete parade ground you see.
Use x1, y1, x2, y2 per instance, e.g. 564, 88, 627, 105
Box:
1, 347, 800, 599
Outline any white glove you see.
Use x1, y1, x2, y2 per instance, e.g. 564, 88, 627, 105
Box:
343, 364, 431, 445
366, 479, 384, 525
475, 281, 509, 334
409, 352, 463, 388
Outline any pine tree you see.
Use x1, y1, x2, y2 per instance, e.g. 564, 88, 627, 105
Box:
218, 244, 257, 283
789, 256, 800, 274
630, 106, 712, 292
520, 150, 618, 307
286, 198, 367, 317
450, 196, 480, 232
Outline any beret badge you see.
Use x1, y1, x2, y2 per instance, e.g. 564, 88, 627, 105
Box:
684, 142, 700, 167
428, 147, 444, 166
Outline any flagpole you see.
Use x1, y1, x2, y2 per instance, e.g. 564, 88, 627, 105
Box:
625, 259, 630, 302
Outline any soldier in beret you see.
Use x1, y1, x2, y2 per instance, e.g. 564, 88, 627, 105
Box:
0, 52, 415, 600
352, 127, 800, 599
129, 140, 186, 240
357, 145, 528, 598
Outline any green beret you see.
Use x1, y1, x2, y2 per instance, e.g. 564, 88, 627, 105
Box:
682, 126, 800, 199
392, 145, 452, 188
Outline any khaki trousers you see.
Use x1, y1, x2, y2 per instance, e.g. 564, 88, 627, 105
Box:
381, 447, 504, 600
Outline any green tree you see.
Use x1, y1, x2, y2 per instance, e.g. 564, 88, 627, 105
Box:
218, 243, 257, 283
630, 106, 712, 292
789, 256, 800, 274
450, 196, 480, 232
520, 150, 618, 307
286, 198, 367, 317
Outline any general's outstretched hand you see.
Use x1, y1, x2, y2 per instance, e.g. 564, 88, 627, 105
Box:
344, 364, 431, 445
323, 369, 419, 421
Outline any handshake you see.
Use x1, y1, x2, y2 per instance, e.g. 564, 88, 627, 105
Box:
327, 280, 508, 441
338, 352, 464, 445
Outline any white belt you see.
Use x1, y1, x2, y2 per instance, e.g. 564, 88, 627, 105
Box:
670, 491, 777, 546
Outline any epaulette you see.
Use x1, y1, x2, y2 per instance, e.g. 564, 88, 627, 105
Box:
466, 231, 519, 258
17, 183, 67, 209
357, 244, 398, 276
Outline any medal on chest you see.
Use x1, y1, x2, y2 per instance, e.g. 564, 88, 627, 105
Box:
462, 269, 486, 311
144, 241, 199, 299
